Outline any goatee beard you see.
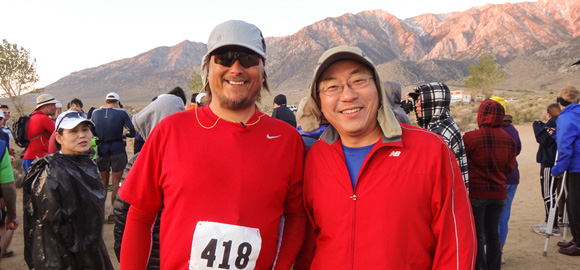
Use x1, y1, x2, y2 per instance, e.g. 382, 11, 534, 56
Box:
216, 89, 261, 110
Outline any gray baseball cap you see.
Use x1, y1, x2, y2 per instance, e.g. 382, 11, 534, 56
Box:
201, 20, 266, 84
206, 20, 266, 57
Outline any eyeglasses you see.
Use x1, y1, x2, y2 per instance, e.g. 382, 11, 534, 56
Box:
212, 51, 262, 68
318, 75, 374, 96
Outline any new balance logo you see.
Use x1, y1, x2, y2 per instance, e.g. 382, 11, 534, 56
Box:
389, 151, 401, 157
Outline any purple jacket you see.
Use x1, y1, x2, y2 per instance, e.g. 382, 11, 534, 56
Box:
501, 116, 522, 185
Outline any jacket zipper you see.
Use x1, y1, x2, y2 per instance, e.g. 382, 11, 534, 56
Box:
350, 193, 357, 269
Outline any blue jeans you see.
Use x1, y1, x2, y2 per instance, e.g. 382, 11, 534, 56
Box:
471, 198, 506, 270
499, 184, 518, 246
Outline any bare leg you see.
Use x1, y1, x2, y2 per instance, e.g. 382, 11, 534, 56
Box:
111, 171, 123, 206
0, 227, 14, 258
100, 171, 110, 203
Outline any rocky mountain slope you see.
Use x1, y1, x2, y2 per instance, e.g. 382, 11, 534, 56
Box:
41, 0, 580, 105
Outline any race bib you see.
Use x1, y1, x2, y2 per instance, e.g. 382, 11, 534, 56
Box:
189, 221, 262, 270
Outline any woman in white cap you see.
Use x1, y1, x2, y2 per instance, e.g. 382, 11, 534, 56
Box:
22, 111, 113, 269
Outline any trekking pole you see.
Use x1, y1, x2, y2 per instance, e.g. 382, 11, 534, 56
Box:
543, 171, 567, 256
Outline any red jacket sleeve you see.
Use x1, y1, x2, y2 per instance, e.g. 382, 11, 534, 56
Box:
431, 143, 476, 269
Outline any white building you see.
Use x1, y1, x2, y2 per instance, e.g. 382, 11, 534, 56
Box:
451, 90, 471, 103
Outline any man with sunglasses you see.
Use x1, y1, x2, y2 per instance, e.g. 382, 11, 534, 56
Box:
120, 20, 306, 269
297, 46, 475, 269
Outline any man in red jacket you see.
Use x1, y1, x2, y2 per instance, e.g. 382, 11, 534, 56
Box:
297, 46, 476, 269
23, 94, 59, 171
119, 20, 306, 270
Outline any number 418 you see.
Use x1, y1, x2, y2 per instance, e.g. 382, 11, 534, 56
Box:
201, 238, 252, 269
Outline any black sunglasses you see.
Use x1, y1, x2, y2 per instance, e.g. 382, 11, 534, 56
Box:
212, 51, 262, 68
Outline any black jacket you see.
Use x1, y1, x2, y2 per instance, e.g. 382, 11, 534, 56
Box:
533, 118, 558, 167
272, 105, 297, 128
23, 151, 113, 270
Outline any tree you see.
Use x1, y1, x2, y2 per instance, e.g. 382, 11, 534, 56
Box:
0, 39, 39, 116
465, 53, 504, 100
188, 70, 203, 92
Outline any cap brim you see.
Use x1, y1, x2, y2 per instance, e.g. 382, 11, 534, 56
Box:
57, 118, 94, 130
314, 51, 375, 84
35, 100, 60, 109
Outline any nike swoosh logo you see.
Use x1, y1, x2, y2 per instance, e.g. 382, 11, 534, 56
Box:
267, 134, 281, 139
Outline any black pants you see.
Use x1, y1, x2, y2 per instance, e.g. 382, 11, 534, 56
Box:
565, 172, 580, 246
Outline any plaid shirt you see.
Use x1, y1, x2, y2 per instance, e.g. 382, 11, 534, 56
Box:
414, 82, 469, 190
463, 99, 517, 199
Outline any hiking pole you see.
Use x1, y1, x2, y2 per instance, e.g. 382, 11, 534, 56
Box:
543, 171, 567, 256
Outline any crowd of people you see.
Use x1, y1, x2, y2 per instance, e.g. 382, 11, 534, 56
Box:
0, 19, 578, 270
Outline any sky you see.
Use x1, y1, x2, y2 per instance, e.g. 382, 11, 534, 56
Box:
1, 0, 526, 88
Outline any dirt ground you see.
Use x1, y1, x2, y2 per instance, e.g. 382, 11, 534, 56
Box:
1, 123, 579, 269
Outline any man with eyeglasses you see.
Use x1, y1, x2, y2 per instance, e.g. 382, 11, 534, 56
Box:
120, 20, 306, 269
297, 46, 475, 269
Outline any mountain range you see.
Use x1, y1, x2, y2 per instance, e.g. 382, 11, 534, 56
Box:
40, 0, 580, 106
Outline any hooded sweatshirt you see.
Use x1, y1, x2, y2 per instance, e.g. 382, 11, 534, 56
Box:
297, 46, 475, 270
132, 94, 185, 141
463, 99, 516, 200
413, 82, 469, 189
383, 81, 411, 124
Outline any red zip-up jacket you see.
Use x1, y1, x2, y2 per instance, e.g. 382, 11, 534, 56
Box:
303, 124, 476, 269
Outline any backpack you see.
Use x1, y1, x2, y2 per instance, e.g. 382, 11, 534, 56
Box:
12, 112, 44, 148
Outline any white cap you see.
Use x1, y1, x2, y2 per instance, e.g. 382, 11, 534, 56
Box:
106, 92, 120, 101
55, 111, 94, 130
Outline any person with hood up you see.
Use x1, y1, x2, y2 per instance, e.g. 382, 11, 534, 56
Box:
489, 96, 523, 263
119, 20, 306, 269
551, 86, 580, 256
463, 99, 516, 270
22, 111, 113, 270
410, 82, 469, 189
298, 45, 475, 269
383, 81, 410, 124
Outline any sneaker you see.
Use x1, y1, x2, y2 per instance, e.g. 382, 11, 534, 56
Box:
532, 221, 547, 229
533, 226, 561, 236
